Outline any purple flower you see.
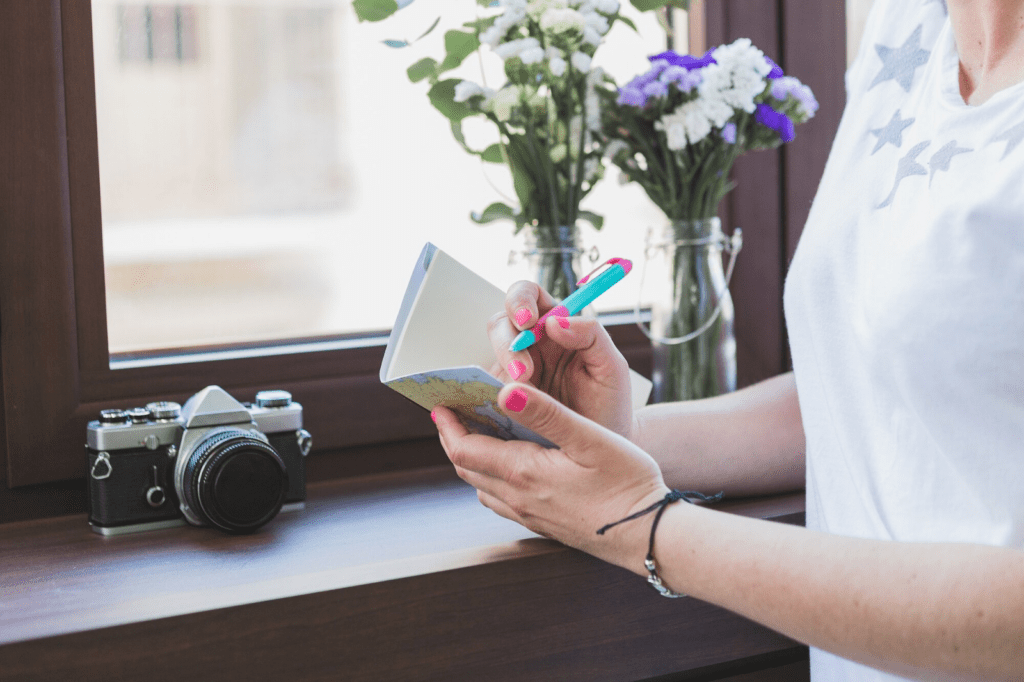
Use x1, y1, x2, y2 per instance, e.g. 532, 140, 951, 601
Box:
764, 56, 784, 79
721, 122, 737, 144
642, 80, 669, 99
648, 48, 717, 71
755, 103, 795, 143
660, 65, 703, 92
616, 86, 647, 107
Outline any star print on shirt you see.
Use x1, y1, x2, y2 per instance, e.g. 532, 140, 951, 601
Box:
878, 141, 930, 209
870, 110, 915, 154
928, 140, 972, 185
869, 25, 931, 93
991, 120, 1024, 160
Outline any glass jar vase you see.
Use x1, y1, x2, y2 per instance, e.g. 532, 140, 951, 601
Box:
636, 218, 743, 402
510, 224, 599, 302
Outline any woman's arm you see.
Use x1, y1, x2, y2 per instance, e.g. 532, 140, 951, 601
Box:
434, 381, 1024, 682
633, 372, 806, 497
647, 502, 1024, 681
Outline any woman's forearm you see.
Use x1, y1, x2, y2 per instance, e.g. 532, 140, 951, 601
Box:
633, 372, 805, 496
645, 503, 1024, 681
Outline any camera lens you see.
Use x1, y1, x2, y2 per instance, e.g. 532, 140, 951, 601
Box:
180, 429, 288, 534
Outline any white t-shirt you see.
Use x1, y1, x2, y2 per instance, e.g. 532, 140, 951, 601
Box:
783, 0, 1024, 679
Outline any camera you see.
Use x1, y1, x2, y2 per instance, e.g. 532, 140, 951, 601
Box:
86, 385, 312, 536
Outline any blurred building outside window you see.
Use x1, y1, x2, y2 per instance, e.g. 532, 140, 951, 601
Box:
96, 1, 675, 354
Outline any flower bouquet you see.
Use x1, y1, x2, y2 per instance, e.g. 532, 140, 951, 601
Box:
355, 0, 677, 299
601, 39, 817, 401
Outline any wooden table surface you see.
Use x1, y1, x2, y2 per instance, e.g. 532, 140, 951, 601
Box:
0, 466, 807, 681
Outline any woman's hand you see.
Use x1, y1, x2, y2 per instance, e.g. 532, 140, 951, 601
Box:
433, 381, 669, 572
487, 280, 638, 443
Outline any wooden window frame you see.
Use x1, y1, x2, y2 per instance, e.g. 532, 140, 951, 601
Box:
0, 0, 844, 499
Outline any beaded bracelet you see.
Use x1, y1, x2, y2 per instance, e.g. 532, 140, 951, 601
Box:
596, 489, 723, 598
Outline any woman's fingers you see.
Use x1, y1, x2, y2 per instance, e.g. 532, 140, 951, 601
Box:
505, 281, 558, 331
542, 314, 629, 381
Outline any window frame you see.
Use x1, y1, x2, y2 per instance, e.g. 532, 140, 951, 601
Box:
1, 0, 845, 491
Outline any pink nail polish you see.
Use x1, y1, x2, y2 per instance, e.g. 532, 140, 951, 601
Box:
557, 316, 570, 330
507, 360, 525, 380
431, 409, 437, 423
505, 388, 528, 412
514, 308, 532, 327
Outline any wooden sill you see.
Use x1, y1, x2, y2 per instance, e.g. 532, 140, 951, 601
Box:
0, 465, 806, 681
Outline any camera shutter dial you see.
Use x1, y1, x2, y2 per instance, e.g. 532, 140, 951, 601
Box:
180, 429, 288, 534
255, 390, 292, 408
146, 401, 182, 421
99, 409, 131, 425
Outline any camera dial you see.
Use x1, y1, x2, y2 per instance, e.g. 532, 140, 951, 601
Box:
177, 427, 288, 533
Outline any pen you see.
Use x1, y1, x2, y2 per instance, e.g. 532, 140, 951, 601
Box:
509, 257, 633, 352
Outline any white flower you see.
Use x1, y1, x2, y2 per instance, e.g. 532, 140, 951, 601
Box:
520, 46, 546, 64
582, 25, 602, 45
586, 65, 605, 86
582, 10, 609, 35
540, 8, 587, 34
481, 6, 528, 47
494, 37, 541, 60
454, 80, 484, 103
549, 56, 567, 76
489, 86, 526, 121
527, 0, 568, 21
594, 0, 619, 12
656, 99, 730, 148
570, 51, 592, 73
700, 38, 772, 114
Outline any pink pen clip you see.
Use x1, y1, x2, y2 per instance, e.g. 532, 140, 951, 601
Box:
577, 257, 632, 286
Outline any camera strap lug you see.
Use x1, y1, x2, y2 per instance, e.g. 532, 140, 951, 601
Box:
91, 452, 113, 480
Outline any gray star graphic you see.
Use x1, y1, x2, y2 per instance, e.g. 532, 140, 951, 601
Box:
928, 140, 972, 185
878, 141, 930, 209
870, 110, 915, 154
992, 120, 1024, 160
869, 25, 931, 93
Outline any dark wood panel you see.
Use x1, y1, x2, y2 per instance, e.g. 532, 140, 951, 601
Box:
0, 467, 805, 681
705, 1, 786, 389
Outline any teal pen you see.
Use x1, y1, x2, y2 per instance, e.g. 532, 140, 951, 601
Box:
509, 257, 633, 352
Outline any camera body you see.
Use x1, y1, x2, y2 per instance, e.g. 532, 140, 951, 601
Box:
86, 385, 312, 536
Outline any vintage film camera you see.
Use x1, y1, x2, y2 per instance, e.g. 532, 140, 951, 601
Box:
86, 385, 312, 535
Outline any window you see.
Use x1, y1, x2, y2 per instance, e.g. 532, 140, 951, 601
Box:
1, 0, 844, 492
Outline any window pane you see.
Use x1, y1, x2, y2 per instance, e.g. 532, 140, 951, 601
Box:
94, 2, 670, 354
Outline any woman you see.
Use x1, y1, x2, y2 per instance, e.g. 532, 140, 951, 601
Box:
433, 0, 1024, 679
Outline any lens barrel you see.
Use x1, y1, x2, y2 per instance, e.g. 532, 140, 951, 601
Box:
180, 429, 288, 533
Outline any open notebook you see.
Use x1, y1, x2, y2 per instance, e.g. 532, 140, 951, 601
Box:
380, 243, 652, 447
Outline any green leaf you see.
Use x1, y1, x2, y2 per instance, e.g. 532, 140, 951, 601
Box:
615, 14, 638, 32
436, 30, 481, 75
463, 16, 498, 33
480, 143, 504, 164
417, 16, 441, 41
629, 0, 688, 10
576, 210, 604, 231
407, 57, 437, 83
428, 79, 478, 122
353, 0, 399, 22
471, 201, 518, 224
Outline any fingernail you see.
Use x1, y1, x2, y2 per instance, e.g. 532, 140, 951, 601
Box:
514, 308, 532, 327
507, 360, 525, 380
557, 316, 570, 330
505, 388, 528, 412
431, 409, 437, 423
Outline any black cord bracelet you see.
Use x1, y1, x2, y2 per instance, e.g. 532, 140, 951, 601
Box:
596, 489, 723, 598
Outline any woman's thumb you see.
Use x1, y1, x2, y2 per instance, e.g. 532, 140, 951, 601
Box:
497, 382, 617, 463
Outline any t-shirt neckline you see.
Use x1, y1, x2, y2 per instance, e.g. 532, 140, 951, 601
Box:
939, 15, 1024, 109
